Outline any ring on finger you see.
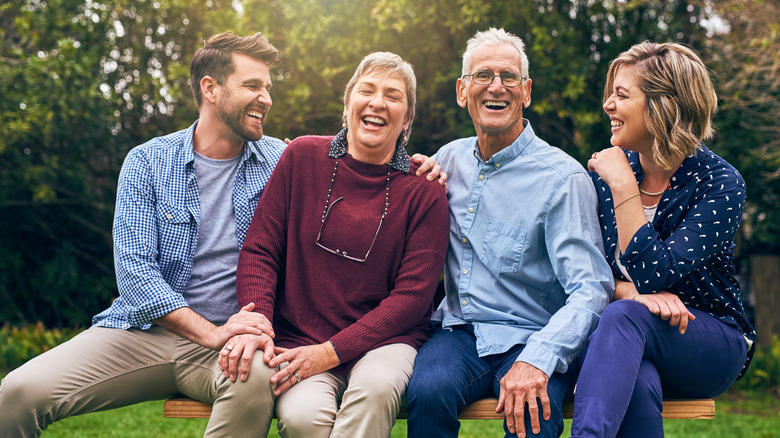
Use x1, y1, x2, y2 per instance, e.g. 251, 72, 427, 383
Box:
293, 372, 301, 383
224, 344, 234, 351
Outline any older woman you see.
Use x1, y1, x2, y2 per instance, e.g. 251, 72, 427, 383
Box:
572, 42, 756, 437
222, 52, 449, 438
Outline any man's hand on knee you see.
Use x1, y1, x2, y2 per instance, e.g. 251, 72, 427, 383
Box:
496, 361, 550, 437
219, 333, 275, 382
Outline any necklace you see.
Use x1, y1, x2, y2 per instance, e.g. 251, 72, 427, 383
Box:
642, 201, 659, 210
320, 158, 391, 223
638, 181, 670, 197
639, 187, 665, 196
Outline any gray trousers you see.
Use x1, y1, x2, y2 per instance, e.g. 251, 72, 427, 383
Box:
0, 325, 277, 438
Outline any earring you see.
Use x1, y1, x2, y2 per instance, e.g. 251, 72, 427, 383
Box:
342, 121, 347, 128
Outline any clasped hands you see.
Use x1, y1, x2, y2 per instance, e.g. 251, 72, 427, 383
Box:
217, 307, 340, 396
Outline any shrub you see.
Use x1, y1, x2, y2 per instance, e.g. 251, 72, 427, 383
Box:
734, 335, 780, 394
0, 322, 83, 371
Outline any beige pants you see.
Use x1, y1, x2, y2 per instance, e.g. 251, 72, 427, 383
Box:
275, 343, 417, 438
0, 325, 277, 438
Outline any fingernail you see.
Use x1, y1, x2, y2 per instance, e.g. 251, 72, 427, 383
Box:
240, 374, 246, 381
427, 174, 433, 180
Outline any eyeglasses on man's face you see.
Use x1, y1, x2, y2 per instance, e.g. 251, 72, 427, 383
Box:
315, 197, 384, 263
463, 70, 528, 87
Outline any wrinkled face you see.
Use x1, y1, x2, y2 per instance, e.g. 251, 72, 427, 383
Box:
345, 70, 410, 158
457, 44, 531, 141
603, 65, 654, 153
216, 53, 273, 142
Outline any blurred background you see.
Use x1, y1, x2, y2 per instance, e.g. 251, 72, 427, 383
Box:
0, 0, 778, 346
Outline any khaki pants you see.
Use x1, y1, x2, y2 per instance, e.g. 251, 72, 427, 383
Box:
0, 325, 277, 438
275, 343, 417, 438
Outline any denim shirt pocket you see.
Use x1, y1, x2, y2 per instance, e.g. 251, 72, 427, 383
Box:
479, 217, 527, 274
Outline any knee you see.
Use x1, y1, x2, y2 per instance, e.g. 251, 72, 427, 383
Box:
0, 369, 49, 432
408, 368, 459, 408
352, 372, 407, 410
277, 394, 336, 438
597, 299, 649, 329
218, 359, 276, 404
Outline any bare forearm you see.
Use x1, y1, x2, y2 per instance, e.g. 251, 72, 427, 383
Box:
613, 279, 639, 301
154, 307, 220, 349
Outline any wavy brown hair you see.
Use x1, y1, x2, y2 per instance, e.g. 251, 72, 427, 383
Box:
604, 42, 717, 170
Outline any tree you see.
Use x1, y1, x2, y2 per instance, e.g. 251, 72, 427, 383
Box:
0, 0, 241, 326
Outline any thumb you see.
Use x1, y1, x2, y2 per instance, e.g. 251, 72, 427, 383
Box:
240, 302, 256, 312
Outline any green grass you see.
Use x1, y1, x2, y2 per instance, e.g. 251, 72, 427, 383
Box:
38, 388, 780, 437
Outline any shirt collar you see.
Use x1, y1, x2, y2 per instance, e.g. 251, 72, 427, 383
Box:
328, 127, 411, 173
472, 119, 534, 165
188, 120, 268, 167
629, 142, 706, 190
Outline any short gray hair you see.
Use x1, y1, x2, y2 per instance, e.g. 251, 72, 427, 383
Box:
343, 52, 417, 131
462, 28, 529, 78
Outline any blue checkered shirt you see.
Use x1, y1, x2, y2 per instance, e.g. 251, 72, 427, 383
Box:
92, 122, 286, 329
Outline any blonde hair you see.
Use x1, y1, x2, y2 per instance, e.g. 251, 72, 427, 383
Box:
604, 42, 717, 170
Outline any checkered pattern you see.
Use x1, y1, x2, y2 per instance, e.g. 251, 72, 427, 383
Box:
92, 122, 286, 329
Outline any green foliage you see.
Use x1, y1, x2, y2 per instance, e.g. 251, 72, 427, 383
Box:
0, 0, 236, 326
0, 323, 82, 371
734, 336, 780, 393
0, 0, 777, 327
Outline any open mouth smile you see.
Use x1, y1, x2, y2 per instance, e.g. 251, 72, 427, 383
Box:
362, 115, 387, 127
483, 100, 508, 110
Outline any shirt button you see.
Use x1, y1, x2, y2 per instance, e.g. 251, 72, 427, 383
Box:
479, 175, 485, 181
495, 163, 501, 168
468, 207, 474, 213
166, 214, 172, 219
462, 237, 468, 244
462, 269, 468, 274
461, 299, 468, 306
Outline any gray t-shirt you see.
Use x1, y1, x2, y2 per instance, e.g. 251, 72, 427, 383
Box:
184, 150, 242, 325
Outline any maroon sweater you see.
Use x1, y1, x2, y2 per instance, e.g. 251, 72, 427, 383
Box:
236, 135, 449, 373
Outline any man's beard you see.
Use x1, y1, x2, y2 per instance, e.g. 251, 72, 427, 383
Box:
217, 90, 263, 142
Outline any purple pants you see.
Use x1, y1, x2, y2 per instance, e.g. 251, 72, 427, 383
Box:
571, 299, 748, 438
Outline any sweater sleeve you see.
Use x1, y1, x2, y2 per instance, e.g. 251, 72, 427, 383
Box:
235, 149, 293, 321
329, 183, 450, 363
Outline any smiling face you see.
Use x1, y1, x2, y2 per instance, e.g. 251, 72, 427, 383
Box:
215, 53, 273, 142
344, 70, 410, 164
603, 65, 655, 153
457, 43, 531, 147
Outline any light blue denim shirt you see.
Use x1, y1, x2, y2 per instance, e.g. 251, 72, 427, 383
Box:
432, 120, 614, 377
92, 122, 286, 330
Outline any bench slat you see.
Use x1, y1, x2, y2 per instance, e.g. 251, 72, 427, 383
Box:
163, 396, 715, 420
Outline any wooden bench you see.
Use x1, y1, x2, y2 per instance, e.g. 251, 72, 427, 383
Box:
163, 395, 715, 420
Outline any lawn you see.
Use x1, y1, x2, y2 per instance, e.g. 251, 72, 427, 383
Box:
39, 387, 780, 437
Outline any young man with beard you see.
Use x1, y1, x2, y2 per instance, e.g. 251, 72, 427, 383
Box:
0, 32, 285, 437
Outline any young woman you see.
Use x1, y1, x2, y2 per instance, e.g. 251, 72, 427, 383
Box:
572, 42, 756, 438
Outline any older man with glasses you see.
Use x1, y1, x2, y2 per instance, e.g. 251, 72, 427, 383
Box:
406, 28, 614, 438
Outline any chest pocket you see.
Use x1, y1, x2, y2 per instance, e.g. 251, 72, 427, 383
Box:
157, 202, 190, 224
479, 218, 527, 274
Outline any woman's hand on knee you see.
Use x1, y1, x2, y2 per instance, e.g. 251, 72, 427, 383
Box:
633, 292, 695, 334
268, 343, 340, 396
